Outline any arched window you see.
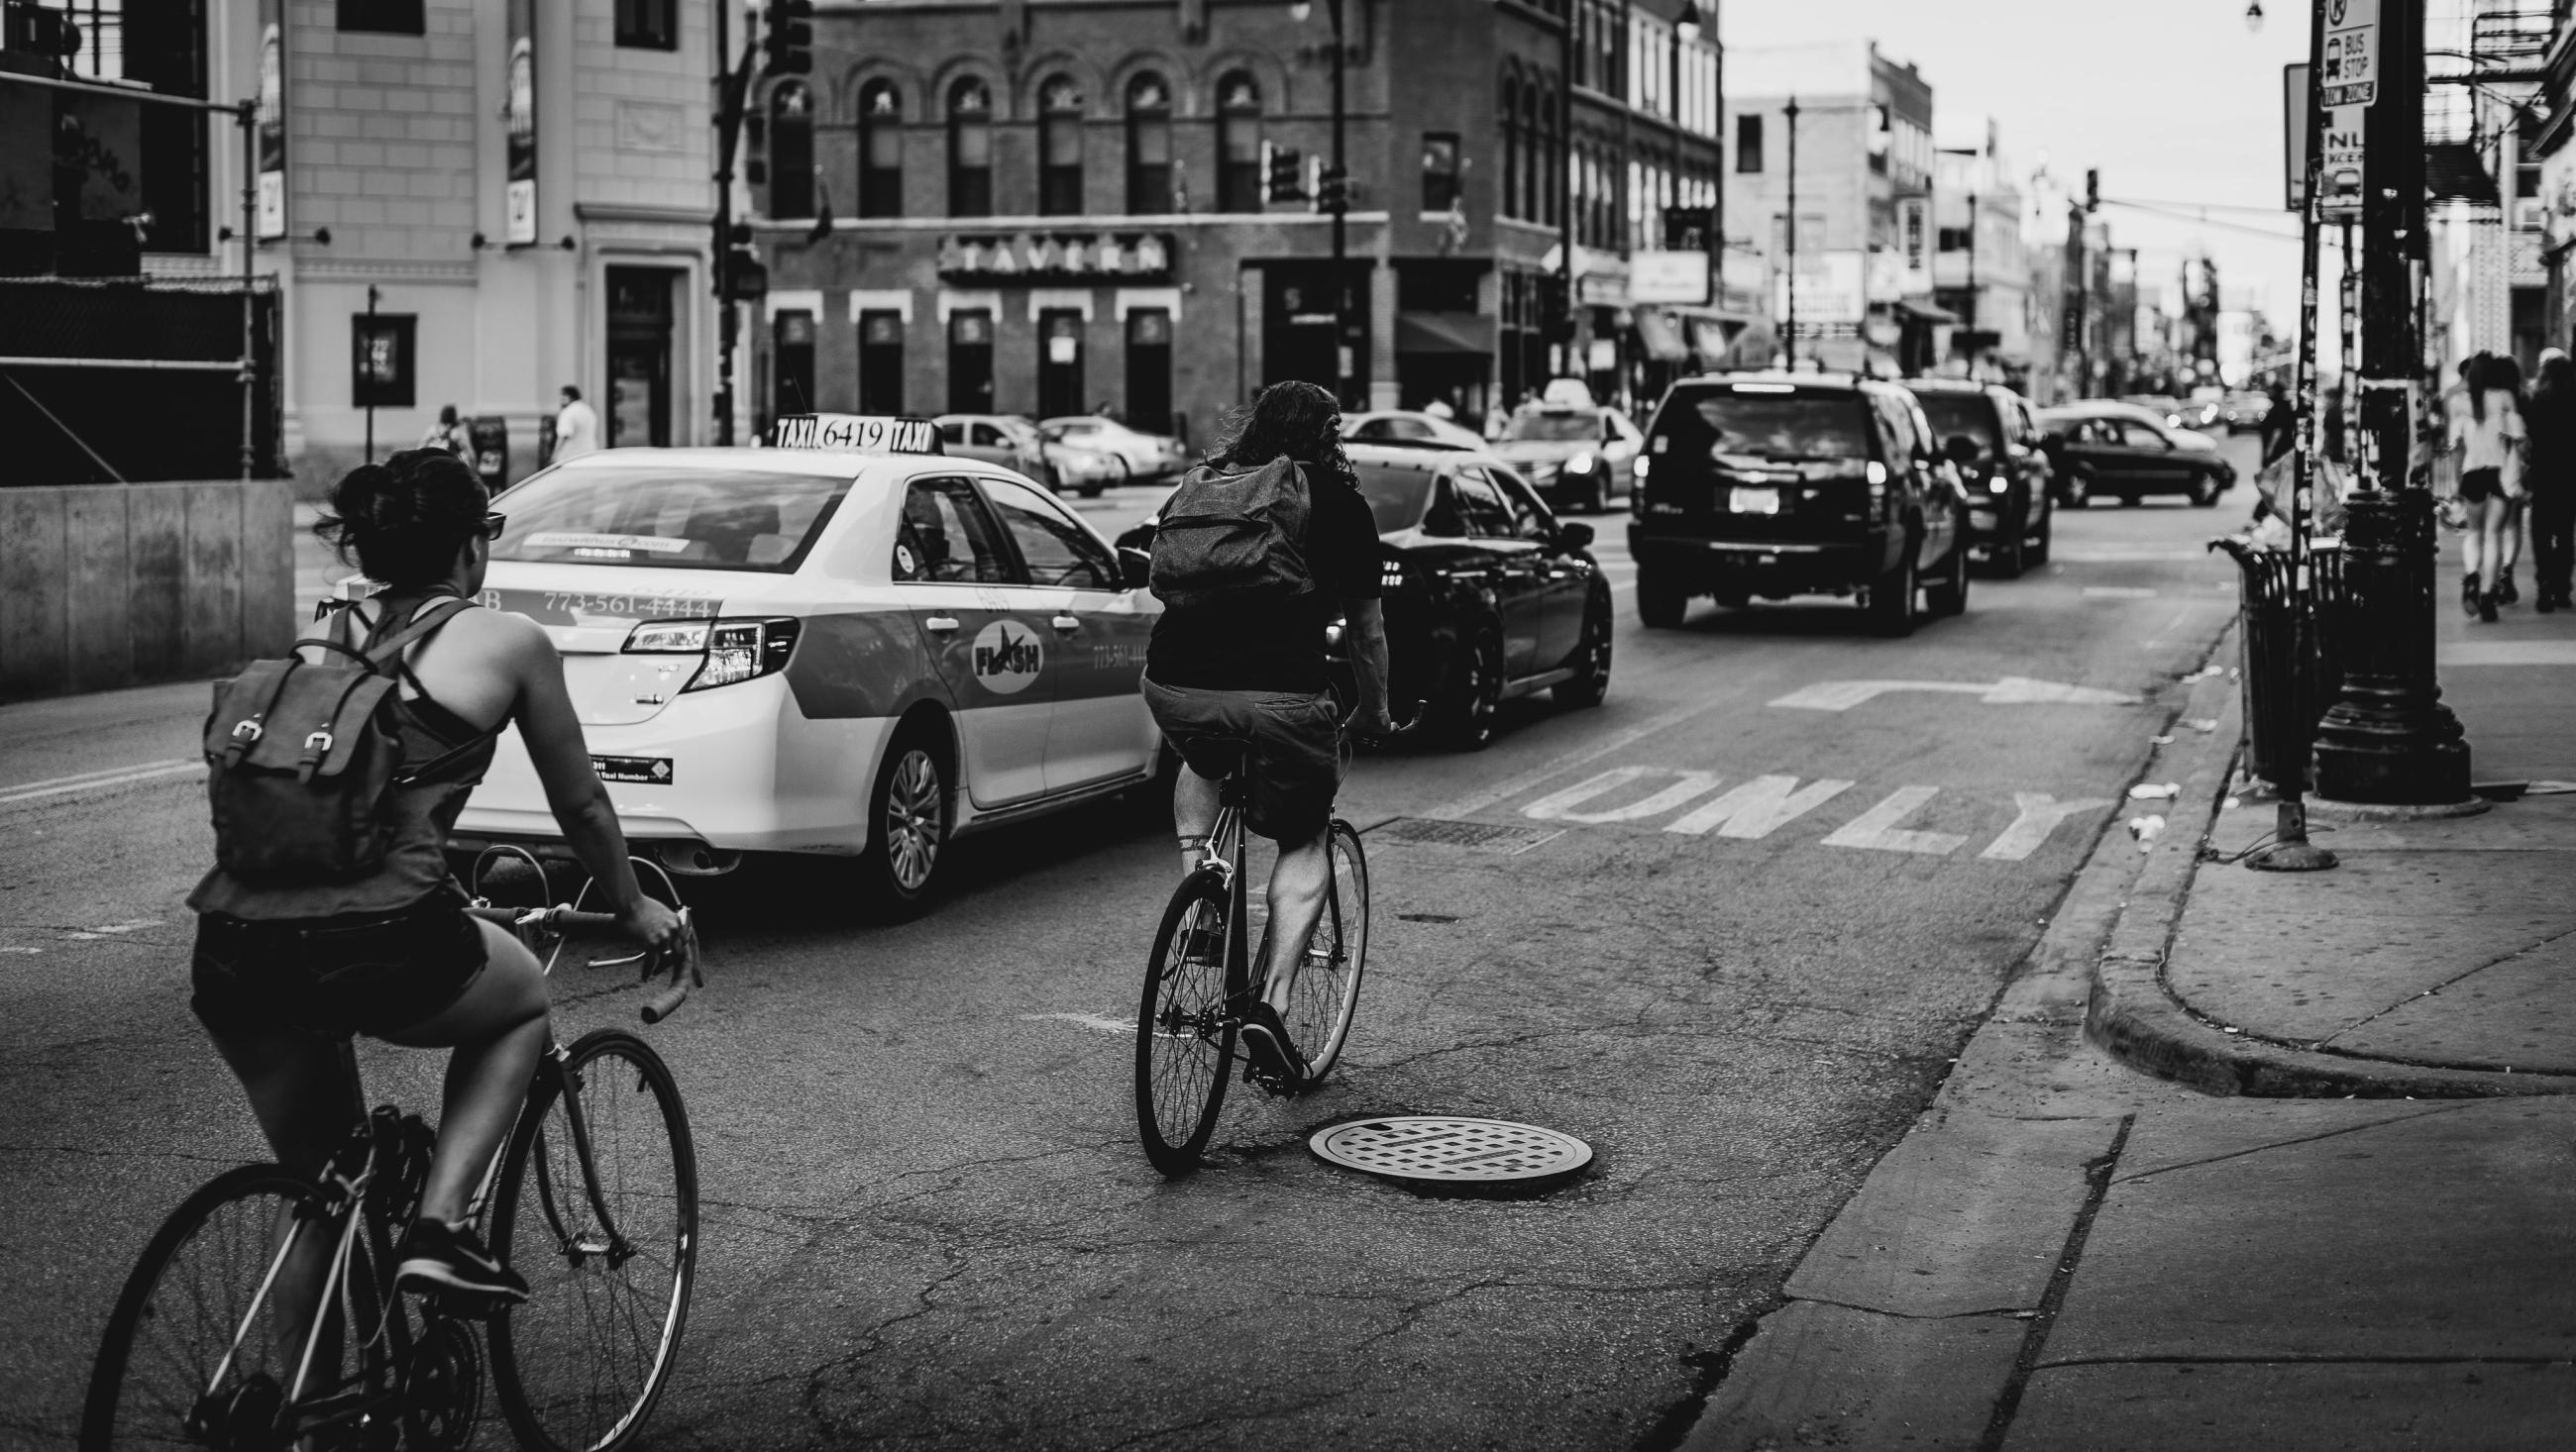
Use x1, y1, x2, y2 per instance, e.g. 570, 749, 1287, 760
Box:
1038, 73, 1085, 216
1216, 70, 1262, 212
768, 82, 813, 219
947, 77, 992, 218
1125, 72, 1173, 214
1500, 71, 1520, 219
858, 79, 902, 218
1524, 81, 1545, 232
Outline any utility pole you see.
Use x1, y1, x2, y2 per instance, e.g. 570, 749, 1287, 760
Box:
712, 0, 740, 446
2063, 169, 2093, 399
1326, 0, 1349, 405
2313, 0, 2473, 804
1782, 95, 1800, 369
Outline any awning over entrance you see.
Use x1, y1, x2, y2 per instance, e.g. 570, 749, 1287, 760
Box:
1396, 310, 1497, 355
1632, 307, 1690, 362
1894, 298, 1959, 324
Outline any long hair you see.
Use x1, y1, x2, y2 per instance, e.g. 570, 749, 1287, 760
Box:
2487, 353, 2526, 410
1210, 380, 1356, 490
2540, 352, 2576, 402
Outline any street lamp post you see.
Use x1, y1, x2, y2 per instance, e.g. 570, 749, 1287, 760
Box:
1782, 95, 1800, 369
1292, 0, 1350, 404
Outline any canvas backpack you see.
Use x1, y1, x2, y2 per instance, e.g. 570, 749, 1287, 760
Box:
201, 595, 478, 885
1148, 456, 1315, 608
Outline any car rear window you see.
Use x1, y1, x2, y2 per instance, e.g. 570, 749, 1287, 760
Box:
1352, 463, 1437, 533
1502, 411, 1598, 442
1656, 388, 1871, 463
491, 466, 854, 572
1913, 392, 1999, 454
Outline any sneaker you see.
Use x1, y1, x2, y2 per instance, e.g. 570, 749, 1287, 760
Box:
1235, 999, 1308, 1089
2540, 594, 2558, 614
2480, 592, 2500, 624
397, 1218, 528, 1305
2500, 569, 2521, 605
2462, 572, 2481, 618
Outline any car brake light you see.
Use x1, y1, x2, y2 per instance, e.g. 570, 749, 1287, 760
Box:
1866, 461, 1888, 486
622, 617, 802, 691
1380, 560, 1408, 591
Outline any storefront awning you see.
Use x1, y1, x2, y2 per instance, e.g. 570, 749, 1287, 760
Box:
1633, 307, 1690, 362
1894, 298, 1959, 324
1395, 310, 1497, 356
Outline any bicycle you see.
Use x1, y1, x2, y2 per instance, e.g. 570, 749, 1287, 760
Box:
80, 853, 705, 1452
1132, 709, 1413, 1175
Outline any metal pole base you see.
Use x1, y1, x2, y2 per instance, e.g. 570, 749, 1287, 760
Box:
2245, 800, 2339, 873
2312, 491, 2473, 804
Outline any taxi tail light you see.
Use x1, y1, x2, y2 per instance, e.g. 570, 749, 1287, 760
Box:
1379, 559, 1409, 592
621, 616, 802, 691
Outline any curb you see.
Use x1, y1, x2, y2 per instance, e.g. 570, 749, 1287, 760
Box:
2082, 654, 2576, 1100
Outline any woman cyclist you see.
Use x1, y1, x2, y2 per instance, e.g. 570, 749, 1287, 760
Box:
188, 447, 685, 1304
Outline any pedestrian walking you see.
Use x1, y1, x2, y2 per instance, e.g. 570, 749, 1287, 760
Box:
2453, 354, 2525, 623
2529, 349, 2576, 613
2258, 379, 2294, 467
417, 404, 471, 460
552, 385, 599, 464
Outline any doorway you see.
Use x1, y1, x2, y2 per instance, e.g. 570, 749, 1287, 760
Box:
1037, 309, 1085, 419
1125, 308, 1171, 432
606, 265, 677, 447
948, 309, 994, 413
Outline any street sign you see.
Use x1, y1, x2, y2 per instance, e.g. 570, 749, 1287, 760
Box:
2285, 62, 2309, 212
2322, 0, 2378, 108
2320, 104, 2366, 221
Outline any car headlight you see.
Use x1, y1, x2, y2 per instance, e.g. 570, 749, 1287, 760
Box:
1987, 476, 2008, 494
1564, 453, 1596, 473
623, 617, 802, 691
1633, 457, 1651, 478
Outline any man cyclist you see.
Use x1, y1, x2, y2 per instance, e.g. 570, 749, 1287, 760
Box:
1141, 380, 1393, 1088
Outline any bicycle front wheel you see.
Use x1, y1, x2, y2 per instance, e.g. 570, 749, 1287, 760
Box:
1134, 869, 1238, 1174
490, 1028, 698, 1452
80, 1165, 332, 1452
1285, 819, 1370, 1081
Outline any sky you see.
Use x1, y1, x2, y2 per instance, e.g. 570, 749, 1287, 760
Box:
1725, 0, 2313, 322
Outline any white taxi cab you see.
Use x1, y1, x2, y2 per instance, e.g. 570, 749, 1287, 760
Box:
452, 415, 1164, 914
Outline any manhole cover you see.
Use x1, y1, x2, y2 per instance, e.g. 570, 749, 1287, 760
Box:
1310, 1117, 1593, 1185
1369, 817, 1563, 855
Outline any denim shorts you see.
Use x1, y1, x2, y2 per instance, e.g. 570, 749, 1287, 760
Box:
2462, 467, 2505, 504
191, 894, 488, 1039
1141, 675, 1342, 844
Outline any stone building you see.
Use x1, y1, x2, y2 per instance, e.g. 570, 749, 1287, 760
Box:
749, 0, 1723, 438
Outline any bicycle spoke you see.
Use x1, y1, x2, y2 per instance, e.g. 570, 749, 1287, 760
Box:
1135, 879, 1239, 1173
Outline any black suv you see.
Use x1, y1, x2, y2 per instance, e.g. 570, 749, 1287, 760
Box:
1903, 379, 2055, 575
1629, 373, 1971, 635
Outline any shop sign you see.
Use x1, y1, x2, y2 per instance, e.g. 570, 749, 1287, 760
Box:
1776, 252, 1865, 325
937, 232, 1175, 285
1629, 250, 1711, 305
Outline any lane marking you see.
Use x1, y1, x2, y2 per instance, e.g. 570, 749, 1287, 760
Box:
2445, 642, 2576, 667
1769, 676, 2137, 711
1821, 786, 1967, 855
1523, 768, 1723, 824
1980, 793, 2117, 862
2051, 548, 2217, 563
1020, 1011, 1134, 1035
1664, 775, 1855, 839
2083, 586, 2160, 599
0, 759, 203, 806
1422, 698, 1715, 820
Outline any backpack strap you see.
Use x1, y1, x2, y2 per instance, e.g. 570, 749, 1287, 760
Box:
361, 595, 477, 677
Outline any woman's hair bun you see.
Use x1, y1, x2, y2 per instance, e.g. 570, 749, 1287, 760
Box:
314, 450, 486, 588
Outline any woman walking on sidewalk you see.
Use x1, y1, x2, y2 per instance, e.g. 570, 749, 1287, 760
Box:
2530, 350, 2576, 612
2455, 353, 2526, 623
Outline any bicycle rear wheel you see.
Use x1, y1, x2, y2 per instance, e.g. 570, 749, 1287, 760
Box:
490, 1028, 698, 1452
1134, 869, 1238, 1174
1284, 819, 1370, 1080
80, 1165, 332, 1452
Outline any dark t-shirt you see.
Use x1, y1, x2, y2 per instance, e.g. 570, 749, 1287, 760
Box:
1147, 462, 1382, 693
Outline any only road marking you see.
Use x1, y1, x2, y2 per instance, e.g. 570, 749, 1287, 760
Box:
1769, 676, 2138, 711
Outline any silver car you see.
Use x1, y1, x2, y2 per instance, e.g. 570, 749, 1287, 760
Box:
1488, 404, 1644, 514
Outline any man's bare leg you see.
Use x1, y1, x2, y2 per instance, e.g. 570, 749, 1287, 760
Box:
1258, 829, 1331, 1015
1171, 763, 1221, 877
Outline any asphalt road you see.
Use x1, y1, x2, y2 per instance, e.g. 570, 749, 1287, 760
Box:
0, 437, 2260, 1451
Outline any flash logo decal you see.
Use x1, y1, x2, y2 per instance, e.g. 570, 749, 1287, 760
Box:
970, 619, 1043, 695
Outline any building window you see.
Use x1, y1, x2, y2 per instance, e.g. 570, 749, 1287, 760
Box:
1499, 74, 1520, 218
948, 77, 993, 217
1126, 72, 1173, 214
1216, 71, 1263, 213
1040, 74, 1086, 216
1526, 82, 1547, 229
1736, 114, 1763, 173
352, 313, 417, 408
1037, 309, 1085, 417
1422, 132, 1461, 214
1538, 80, 1557, 228
768, 83, 814, 218
948, 309, 995, 413
1127, 308, 1173, 433
858, 80, 902, 217
337, 0, 424, 34
614, 0, 677, 50
773, 309, 816, 416
1937, 225, 1973, 254
859, 310, 905, 413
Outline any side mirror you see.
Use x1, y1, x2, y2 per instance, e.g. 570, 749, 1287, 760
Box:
1118, 546, 1153, 591
1557, 520, 1595, 549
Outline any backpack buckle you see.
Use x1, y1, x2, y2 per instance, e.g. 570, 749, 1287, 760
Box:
304, 729, 334, 753
221, 717, 264, 767
230, 719, 264, 742
295, 729, 335, 783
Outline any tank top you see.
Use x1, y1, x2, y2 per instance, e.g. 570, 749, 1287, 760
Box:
188, 594, 503, 921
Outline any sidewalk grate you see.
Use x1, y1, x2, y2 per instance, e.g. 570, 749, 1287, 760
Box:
1367, 817, 1563, 854
1311, 1116, 1593, 1186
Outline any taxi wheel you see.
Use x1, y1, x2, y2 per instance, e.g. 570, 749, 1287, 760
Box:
864, 728, 949, 917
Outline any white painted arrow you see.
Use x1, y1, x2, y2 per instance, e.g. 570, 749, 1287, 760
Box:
1768, 676, 2139, 712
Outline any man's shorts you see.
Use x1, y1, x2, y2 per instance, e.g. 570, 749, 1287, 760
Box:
1141, 675, 1341, 843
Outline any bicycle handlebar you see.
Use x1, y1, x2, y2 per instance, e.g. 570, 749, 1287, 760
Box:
463, 901, 702, 1025
1342, 699, 1429, 747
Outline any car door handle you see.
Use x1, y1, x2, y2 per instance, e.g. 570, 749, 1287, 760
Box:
924, 615, 961, 634
1050, 614, 1082, 634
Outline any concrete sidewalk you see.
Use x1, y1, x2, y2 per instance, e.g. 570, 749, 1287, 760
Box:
1674, 563, 2576, 1450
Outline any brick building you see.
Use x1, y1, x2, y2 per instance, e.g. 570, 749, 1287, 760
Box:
749, 0, 1723, 439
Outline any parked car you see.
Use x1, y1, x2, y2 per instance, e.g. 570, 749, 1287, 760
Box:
1488, 403, 1646, 514
1903, 379, 2055, 575
1043, 435, 1127, 497
2221, 390, 2274, 434
935, 413, 1054, 488
1343, 409, 1486, 451
1037, 416, 1190, 484
2035, 402, 2237, 507
1628, 372, 1971, 636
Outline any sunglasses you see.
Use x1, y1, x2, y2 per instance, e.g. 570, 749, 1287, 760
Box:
482, 512, 507, 541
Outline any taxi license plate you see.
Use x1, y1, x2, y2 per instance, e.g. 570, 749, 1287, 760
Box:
1729, 486, 1782, 515
593, 756, 673, 784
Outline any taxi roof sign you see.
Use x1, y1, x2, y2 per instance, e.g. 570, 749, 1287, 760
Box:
768, 414, 945, 456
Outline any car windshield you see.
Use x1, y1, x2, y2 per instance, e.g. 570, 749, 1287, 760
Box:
1503, 412, 1598, 442
1913, 393, 1999, 455
1352, 464, 1437, 533
490, 466, 854, 572
1665, 390, 1871, 462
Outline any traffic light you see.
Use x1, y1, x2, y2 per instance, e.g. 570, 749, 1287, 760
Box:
722, 222, 767, 301
1316, 164, 1348, 214
1264, 142, 1305, 204
2084, 167, 2099, 213
762, 0, 813, 77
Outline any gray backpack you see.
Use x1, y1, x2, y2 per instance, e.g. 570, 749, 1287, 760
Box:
1149, 457, 1314, 607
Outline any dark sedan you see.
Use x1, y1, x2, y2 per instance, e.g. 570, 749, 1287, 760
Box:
2035, 404, 2236, 507
1905, 380, 2055, 575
